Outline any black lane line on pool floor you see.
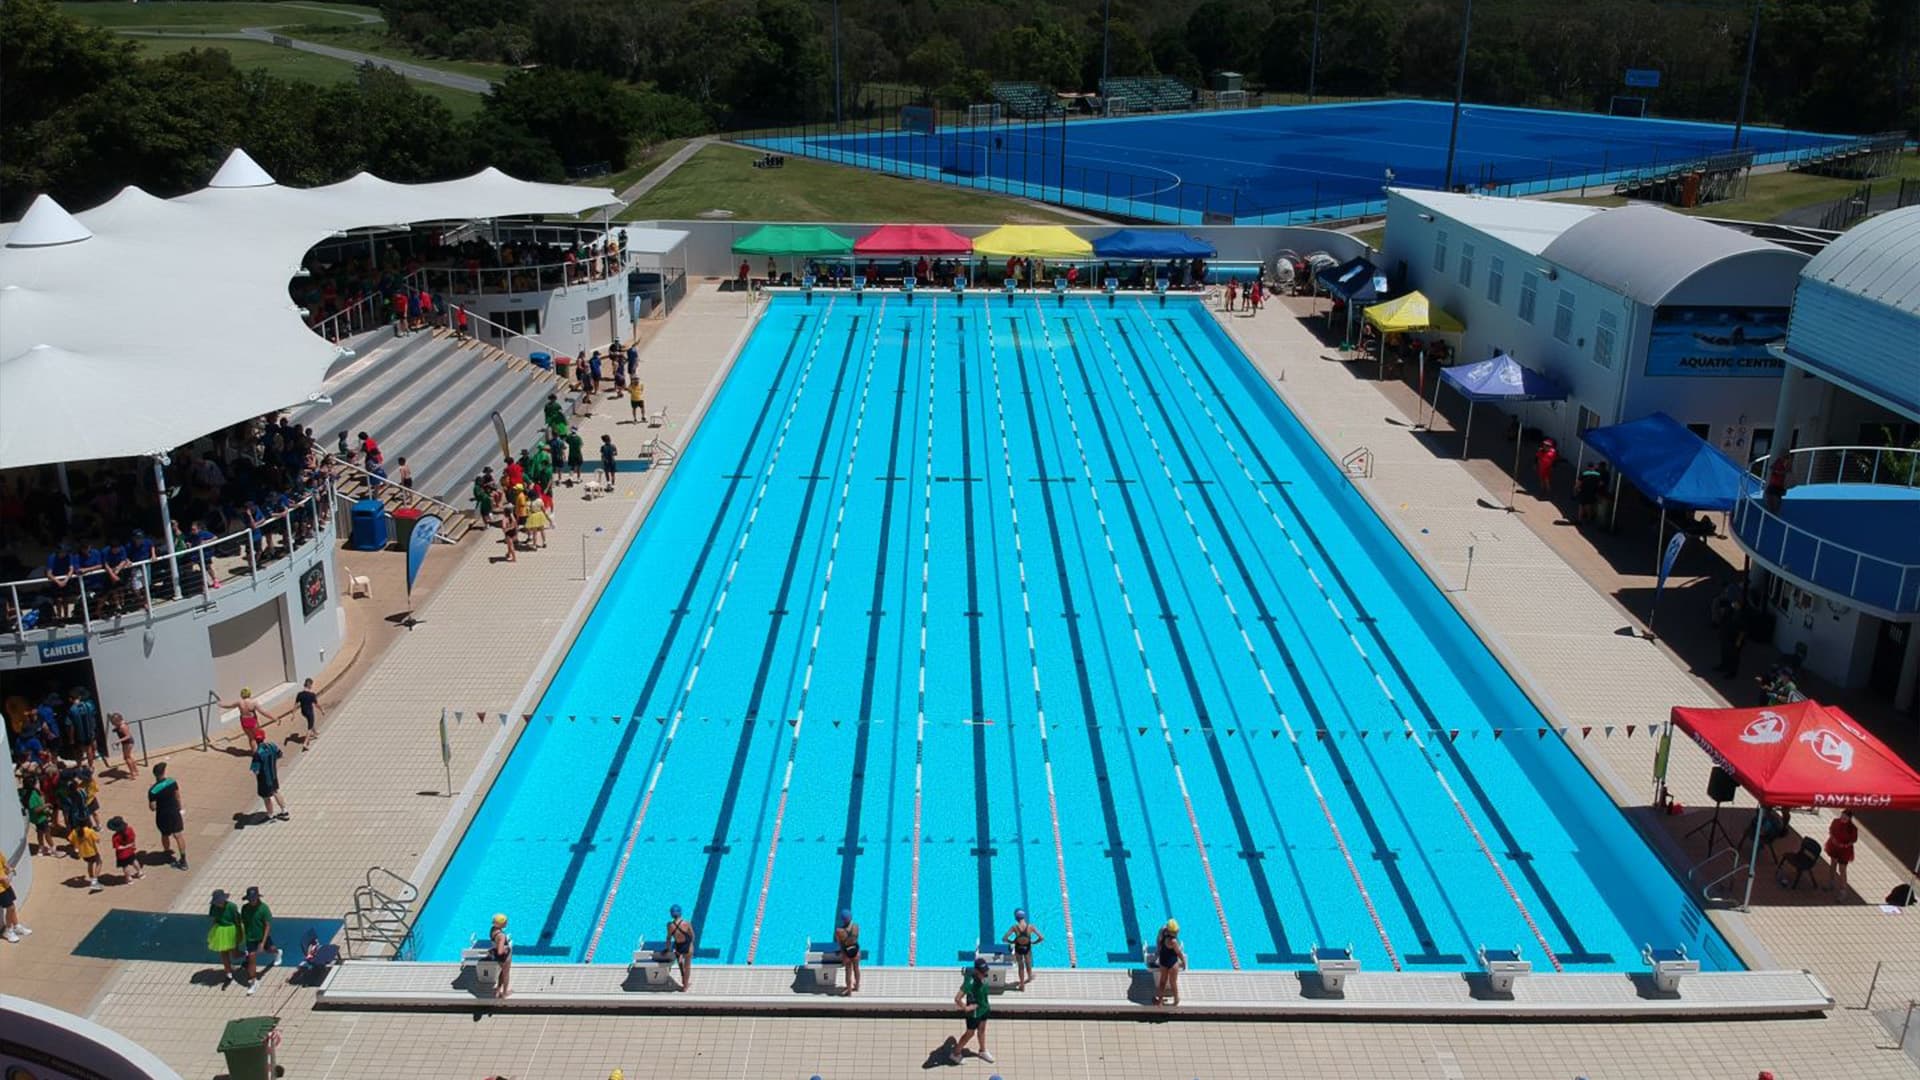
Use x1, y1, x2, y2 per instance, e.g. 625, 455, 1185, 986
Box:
691, 313, 872, 940
1161, 317, 1608, 966
1007, 317, 1146, 962
954, 314, 1000, 955
1102, 317, 1458, 966
834, 318, 918, 949
524, 311, 819, 957
1055, 317, 1306, 965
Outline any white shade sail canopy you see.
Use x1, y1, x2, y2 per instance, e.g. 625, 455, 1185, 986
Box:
0, 150, 619, 470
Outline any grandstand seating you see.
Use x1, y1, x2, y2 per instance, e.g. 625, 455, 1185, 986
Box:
1099, 77, 1197, 114
289, 328, 575, 528
990, 82, 1061, 119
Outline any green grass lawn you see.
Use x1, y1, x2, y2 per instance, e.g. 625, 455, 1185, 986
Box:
619, 143, 1086, 224
130, 37, 481, 116
592, 139, 695, 194
61, 1, 376, 32
277, 24, 510, 83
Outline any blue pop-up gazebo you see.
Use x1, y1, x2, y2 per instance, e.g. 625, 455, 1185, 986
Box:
1091, 229, 1216, 259
1579, 412, 1759, 513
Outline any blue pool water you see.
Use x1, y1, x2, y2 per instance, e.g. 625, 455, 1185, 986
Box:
413, 293, 1737, 973
747, 99, 1854, 224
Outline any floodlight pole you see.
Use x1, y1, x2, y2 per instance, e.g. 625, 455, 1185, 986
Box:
1441, 0, 1474, 192
832, 0, 843, 129
1100, 0, 1112, 87
1731, 0, 1761, 150
1307, 0, 1322, 103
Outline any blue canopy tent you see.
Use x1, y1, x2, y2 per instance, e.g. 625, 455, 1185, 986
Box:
1433, 353, 1567, 508
1091, 229, 1217, 259
1314, 256, 1384, 340
1579, 412, 1763, 604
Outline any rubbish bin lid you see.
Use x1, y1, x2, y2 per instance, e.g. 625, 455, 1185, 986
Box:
530, 352, 551, 361
217, 1016, 280, 1051
352, 498, 387, 512
392, 507, 423, 520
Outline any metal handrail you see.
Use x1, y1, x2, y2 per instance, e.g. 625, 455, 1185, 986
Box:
1750, 444, 1920, 489
310, 269, 427, 343
417, 246, 634, 297
121, 690, 221, 764
323, 453, 467, 526
344, 866, 421, 959
1734, 446, 1920, 614
4, 485, 333, 639
455, 305, 574, 363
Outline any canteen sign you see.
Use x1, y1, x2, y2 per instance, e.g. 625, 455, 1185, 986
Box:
1646, 306, 1788, 377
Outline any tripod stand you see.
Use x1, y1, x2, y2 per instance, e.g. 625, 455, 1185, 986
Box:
1684, 766, 1741, 855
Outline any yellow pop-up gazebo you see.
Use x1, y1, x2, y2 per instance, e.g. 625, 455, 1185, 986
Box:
1362, 290, 1465, 379
969, 225, 1094, 258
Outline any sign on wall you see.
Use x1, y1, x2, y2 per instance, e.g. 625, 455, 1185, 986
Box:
1645, 306, 1787, 377
37, 636, 88, 662
299, 563, 328, 617
1624, 68, 1663, 88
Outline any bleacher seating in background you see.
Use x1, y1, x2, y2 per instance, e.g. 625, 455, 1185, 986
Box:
990, 82, 1062, 119
289, 329, 575, 521
1099, 77, 1197, 114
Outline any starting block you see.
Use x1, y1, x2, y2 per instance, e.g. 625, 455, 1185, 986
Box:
630, 940, 675, 988
1642, 944, 1698, 993
1312, 943, 1359, 996
462, 941, 501, 992
1477, 945, 1530, 996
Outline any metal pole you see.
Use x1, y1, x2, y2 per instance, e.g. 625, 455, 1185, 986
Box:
1441, 0, 1474, 191
1100, 0, 1112, 88
1648, 510, 1667, 635
1740, 802, 1765, 910
1731, 0, 1761, 150
832, 0, 842, 129
152, 455, 182, 599
1463, 544, 1475, 590
1865, 960, 1884, 1011
1307, 0, 1322, 103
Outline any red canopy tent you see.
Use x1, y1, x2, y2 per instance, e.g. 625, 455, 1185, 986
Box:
853, 224, 973, 256
1668, 700, 1920, 906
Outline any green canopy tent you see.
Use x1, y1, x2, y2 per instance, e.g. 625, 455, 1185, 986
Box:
731, 225, 855, 284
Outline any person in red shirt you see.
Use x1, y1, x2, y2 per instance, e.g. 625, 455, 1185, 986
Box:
415, 288, 434, 330
358, 432, 382, 467
503, 456, 525, 492
1825, 810, 1859, 890
738, 260, 751, 289
1535, 437, 1558, 493
391, 291, 410, 334
108, 815, 142, 883
453, 305, 469, 339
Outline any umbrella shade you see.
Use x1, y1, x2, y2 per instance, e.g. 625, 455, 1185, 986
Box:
1364, 291, 1466, 333
731, 224, 854, 256
853, 224, 973, 255
1579, 412, 1759, 511
1091, 229, 1216, 259
1439, 353, 1567, 402
971, 225, 1094, 259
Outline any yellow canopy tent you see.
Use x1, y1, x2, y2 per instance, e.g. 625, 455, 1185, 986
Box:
970, 225, 1094, 259
1361, 290, 1465, 380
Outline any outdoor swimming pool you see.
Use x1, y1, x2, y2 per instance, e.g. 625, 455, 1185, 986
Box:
745, 99, 1855, 224
412, 293, 1738, 973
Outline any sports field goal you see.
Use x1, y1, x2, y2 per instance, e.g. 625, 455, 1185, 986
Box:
1608, 95, 1648, 118
1214, 89, 1249, 109
1105, 97, 1130, 118
966, 103, 1002, 127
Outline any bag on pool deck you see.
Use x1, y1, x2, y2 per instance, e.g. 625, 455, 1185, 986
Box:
1888, 883, 1918, 907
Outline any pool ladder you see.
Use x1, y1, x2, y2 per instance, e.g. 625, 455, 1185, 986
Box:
1687, 846, 1747, 904
641, 435, 680, 470
343, 866, 421, 960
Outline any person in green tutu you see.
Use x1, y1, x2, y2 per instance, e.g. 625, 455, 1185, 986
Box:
208, 888, 243, 986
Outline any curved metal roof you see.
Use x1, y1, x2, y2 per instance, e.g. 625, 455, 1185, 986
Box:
1798, 204, 1920, 317
1539, 203, 1796, 306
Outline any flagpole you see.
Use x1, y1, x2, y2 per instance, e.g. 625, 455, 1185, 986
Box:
1648, 508, 1667, 637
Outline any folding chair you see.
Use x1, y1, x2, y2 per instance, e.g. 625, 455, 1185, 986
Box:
1777, 836, 1824, 890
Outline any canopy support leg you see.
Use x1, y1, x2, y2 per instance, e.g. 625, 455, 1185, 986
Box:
152, 455, 182, 601
1463, 401, 1475, 459
1741, 803, 1766, 911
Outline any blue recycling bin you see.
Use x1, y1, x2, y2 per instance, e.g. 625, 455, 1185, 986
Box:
348, 498, 389, 551
529, 351, 553, 371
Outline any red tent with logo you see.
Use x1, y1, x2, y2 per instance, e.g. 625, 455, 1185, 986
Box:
853, 224, 973, 255
1668, 700, 1920, 907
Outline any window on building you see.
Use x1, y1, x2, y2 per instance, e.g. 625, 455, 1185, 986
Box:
1518, 273, 1539, 323
1433, 230, 1448, 273
1592, 309, 1617, 368
1486, 256, 1504, 306
1457, 242, 1475, 288
1578, 405, 1603, 434
1552, 289, 1576, 343
486, 309, 540, 339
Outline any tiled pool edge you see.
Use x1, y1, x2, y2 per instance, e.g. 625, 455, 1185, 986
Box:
1208, 313, 1782, 973
400, 299, 770, 923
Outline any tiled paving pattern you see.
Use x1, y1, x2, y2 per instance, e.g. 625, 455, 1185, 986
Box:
9, 283, 1920, 1078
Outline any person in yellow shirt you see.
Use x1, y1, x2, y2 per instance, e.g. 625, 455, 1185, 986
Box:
0, 851, 31, 942
628, 381, 646, 424
71, 823, 103, 892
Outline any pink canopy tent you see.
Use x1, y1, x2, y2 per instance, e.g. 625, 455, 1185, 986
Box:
853, 224, 973, 256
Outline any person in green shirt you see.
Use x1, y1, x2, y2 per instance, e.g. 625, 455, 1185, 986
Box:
529, 445, 553, 488
24, 781, 53, 855
945, 957, 995, 1064
565, 430, 585, 483
207, 889, 242, 985
543, 395, 566, 435
240, 886, 274, 994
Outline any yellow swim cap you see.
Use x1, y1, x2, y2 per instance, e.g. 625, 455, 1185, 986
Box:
240, 687, 252, 698
1165, 919, 1179, 934
492, 913, 508, 926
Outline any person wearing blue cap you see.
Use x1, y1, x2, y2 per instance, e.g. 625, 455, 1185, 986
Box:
666, 904, 696, 991
833, 909, 861, 995
1002, 908, 1045, 990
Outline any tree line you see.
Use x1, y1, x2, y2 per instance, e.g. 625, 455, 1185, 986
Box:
0, 0, 706, 218
386, 0, 1914, 133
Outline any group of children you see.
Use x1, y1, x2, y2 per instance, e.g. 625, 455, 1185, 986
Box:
14, 751, 143, 896
1221, 277, 1267, 314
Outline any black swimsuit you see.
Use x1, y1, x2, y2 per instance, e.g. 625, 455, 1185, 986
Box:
669, 921, 692, 956
1157, 935, 1179, 968
838, 929, 859, 958
1011, 925, 1034, 956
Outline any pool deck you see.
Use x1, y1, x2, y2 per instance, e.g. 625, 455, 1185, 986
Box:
316, 959, 1835, 1020
13, 282, 1920, 1078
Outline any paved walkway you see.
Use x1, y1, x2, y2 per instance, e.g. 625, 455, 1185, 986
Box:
15, 286, 1920, 1078
618, 138, 716, 204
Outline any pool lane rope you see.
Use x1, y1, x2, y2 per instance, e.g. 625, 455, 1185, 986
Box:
982, 297, 1079, 968
584, 298, 839, 962
1131, 299, 1563, 973
907, 300, 938, 966
1082, 298, 1401, 971
1032, 300, 1241, 970
746, 299, 886, 965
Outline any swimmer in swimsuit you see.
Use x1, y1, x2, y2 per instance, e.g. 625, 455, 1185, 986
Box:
1153, 919, 1186, 1006
666, 905, 696, 991
833, 908, 861, 995
1001, 908, 1045, 990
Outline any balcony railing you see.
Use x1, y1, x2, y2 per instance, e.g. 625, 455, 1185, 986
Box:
3, 484, 335, 639
1733, 445, 1920, 617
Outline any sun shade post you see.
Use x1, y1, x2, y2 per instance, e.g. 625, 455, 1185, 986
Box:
1741, 801, 1765, 911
